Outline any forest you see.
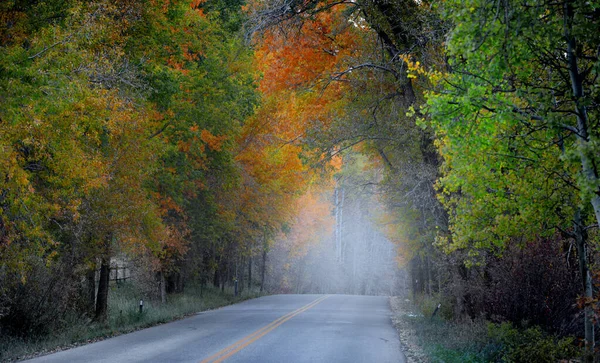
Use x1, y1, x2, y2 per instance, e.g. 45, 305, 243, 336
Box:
1, 0, 599, 361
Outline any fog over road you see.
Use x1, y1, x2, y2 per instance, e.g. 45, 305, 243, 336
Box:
27, 294, 405, 363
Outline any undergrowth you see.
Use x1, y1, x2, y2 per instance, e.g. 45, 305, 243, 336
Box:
395, 295, 581, 362
0, 283, 263, 361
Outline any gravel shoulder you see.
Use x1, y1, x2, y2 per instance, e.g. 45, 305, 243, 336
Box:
389, 297, 429, 363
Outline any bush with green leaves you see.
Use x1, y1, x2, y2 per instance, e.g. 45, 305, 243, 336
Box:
486, 323, 579, 362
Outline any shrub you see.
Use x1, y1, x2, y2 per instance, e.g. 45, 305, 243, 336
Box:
440, 235, 582, 336
486, 322, 580, 362
0, 260, 89, 337
482, 236, 582, 336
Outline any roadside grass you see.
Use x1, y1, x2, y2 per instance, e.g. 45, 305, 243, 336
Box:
407, 313, 490, 362
0, 283, 264, 361
391, 296, 581, 363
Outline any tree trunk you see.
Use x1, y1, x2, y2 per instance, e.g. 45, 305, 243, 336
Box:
564, 2, 600, 232
260, 245, 267, 293
339, 188, 345, 262
574, 209, 594, 362
238, 257, 244, 293
564, 5, 597, 359
226, 260, 231, 289
426, 255, 432, 296
411, 257, 418, 301
86, 267, 96, 313
213, 266, 220, 288
94, 258, 110, 322
248, 256, 252, 290
220, 260, 225, 293
159, 270, 167, 304
335, 186, 340, 261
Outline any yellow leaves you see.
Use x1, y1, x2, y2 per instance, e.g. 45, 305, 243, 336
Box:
400, 54, 428, 80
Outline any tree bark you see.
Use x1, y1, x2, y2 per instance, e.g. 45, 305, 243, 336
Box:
248, 256, 252, 290
159, 270, 167, 304
564, 2, 600, 232
339, 188, 345, 262
574, 209, 594, 362
94, 257, 110, 322
411, 257, 418, 301
564, 5, 597, 358
86, 267, 96, 313
426, 255, 432, 296
238, 257, 244, 293
220, 259, 225, 292
335, 186, 340, 261
213, 265, 220, 288
260, 244, 267, 293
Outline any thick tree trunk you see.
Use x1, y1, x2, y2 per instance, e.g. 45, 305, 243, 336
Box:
213, 266, 220, 288
94, 258, 110, 322
86, 267, 96, 312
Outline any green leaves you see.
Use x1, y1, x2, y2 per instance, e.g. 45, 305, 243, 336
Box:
0, 0, 262, 287
425, 0, 600, 258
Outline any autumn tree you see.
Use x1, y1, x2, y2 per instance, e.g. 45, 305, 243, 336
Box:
247, 0, 449, 298
0, 0, 261, 328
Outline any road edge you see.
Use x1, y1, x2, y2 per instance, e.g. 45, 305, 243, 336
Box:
389, 296, 429, 363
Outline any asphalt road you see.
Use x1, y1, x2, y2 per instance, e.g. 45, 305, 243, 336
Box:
27, 294, 406, 363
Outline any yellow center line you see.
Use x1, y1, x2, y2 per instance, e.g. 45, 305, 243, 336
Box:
200, 295, 329, 363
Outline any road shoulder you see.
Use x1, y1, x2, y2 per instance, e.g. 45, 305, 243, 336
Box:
389, 297, 428, 363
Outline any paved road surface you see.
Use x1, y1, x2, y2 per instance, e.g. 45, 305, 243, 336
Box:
27, 294, 406, 363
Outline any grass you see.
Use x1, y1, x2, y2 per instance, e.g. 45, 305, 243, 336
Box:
392, 296, 581, 363
0, 283, 265, 361
402, 308, 490, 362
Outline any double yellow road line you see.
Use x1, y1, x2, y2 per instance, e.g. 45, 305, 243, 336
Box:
200, 295, 330, 363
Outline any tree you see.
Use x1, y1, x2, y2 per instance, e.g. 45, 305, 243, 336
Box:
247, 0, 448, 299
425, 0, 600, 357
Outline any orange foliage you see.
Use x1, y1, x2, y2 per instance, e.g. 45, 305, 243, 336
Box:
200, 129, 227, 151
220, 4, 365, 241
255, 7, 359, 95
190, 0, 207, 8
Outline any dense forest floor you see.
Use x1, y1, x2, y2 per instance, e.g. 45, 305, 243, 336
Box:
0, 284, 263, 362
390, 296, 583, 363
